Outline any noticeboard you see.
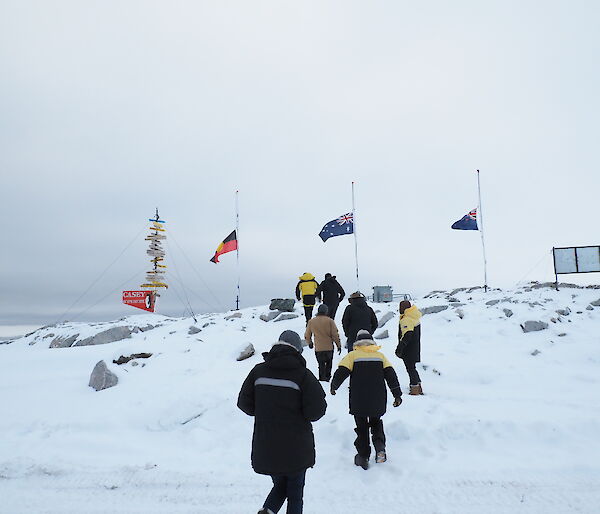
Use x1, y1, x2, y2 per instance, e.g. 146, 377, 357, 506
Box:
553, 246, 600, 274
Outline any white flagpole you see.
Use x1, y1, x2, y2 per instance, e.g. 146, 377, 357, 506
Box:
352, 181, 360, 292
235, 190, 241, 310
477, 170, 488, 292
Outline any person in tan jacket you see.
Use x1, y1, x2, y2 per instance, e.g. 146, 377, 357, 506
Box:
305, 304, 342, 382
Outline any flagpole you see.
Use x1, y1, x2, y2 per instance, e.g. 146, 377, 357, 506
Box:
477, 170, 488, 292
352, 181, 360, 292
235, 190, 241, 310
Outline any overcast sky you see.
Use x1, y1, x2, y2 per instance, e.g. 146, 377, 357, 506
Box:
2, 1, 599, 334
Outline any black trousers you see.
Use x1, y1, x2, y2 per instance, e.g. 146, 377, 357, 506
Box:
303, 305, 314, 324
324, 301, 339, 319
354, 416, 386, 458
263, 470, 306, 514
403, 358, 421, 385
315, 350, 334, 381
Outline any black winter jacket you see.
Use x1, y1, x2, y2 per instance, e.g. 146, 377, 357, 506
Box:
237, 345, 327, 475
341, 297, 378, 345
317, 277, 345, 306
396, 324, 421, 363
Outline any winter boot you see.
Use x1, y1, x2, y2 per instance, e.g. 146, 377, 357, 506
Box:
375, 451, 387, 463
257, 509, 274, 514
354, 454, 369, 470
409, 383, 424, 395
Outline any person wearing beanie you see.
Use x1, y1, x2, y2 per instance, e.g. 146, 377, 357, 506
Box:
330, 329, 402, 470
305, 304, 342, 382
315, 273, 345, 320
395, 300, 424, 395
341, 291, 378, 351
295, 272, 320, 324
238, 330, 327, 514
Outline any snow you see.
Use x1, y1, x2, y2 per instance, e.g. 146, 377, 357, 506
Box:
1, 283, 600, 513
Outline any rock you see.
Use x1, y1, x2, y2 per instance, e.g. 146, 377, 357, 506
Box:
556, 308, 571, 316
558, 333, 567, 337
421, 305, 448, 315
236, 343, 255, 361
447, 297, 460, 303
456, 309, 465, 319
521, 321, 549, 333
591, 299, 600, 307
131, 361, 139, 366
260, 311, 281, 322
374, 330, 389, 340
274, 313, 300, 322
113, 353, 152, 365
449, 288, 467, 296
503, 309, 513, 318
451, 303, 466, 307
586, 305, 594, 311
188, 326, 202, 335
530, 349, 541, 356
377, 312, 395, 328
550, 318, 558, 323
74, 326, 132, 347
89, 361, 118, 391
50, 334, 80, 348
269, 299, 295, 312
225, 312, 242, 320
486, 299, 501, 306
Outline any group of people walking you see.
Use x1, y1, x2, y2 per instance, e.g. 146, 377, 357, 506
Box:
238, 273, 424, 514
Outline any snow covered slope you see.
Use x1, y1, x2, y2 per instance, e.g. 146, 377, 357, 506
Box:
1, 283, 600, 513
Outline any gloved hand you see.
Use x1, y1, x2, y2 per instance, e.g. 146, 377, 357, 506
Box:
337, 347, 341, 355
395, 342, 405, 359
309, 342, 314, 349
330, 387, 336, 396
393, 397, 402, 407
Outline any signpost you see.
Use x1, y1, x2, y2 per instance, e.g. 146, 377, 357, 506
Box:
552, 245, 600, 290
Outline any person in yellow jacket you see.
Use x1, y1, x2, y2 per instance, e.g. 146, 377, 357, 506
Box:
305, 304, 342, 382
295, 272, 320, 324
395, 300, 424, 395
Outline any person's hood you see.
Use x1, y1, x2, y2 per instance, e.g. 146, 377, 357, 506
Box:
262, 344, 306, 370
352, 342, 381, 352
299, 272, 315, 281
349, 296, 367, 308
401, 305, 422, 323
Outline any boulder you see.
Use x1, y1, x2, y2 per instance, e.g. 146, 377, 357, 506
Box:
236, 343, 255, 361
447, 297, 460, 303
486, 299, 501, 306
274, 313, 300, 322
113, 353, 152, 365
225, 312, 242, 320
456, 309, 465, 319
586, 305, 594, 311
50, 334, 80, 348
260, 311, 281, 322
188, 326, 202, 335
374, 330, 389, 340
421, 305, 448, 315
503, 309, 514, 318
590, 299, 600, 307
520, 321, 548, 333
556, 308, 571, 316
89, 361, 118, 391
269, 299, 296, 312
74, 326, 132, 347
530, 349, 541, 356
377, 312, 395, 328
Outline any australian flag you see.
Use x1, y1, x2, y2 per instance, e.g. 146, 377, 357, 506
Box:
451, 208, 478, 230
319, 212, 354, 242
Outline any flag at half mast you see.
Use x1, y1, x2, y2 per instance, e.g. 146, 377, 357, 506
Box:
319, 212, 354, 242
451, 208, 478, 231
210, 230, 238, 263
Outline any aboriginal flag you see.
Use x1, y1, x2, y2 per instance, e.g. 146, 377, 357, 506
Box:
210, 230, 238, 263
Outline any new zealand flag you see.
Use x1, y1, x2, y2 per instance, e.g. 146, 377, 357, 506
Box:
319, 212, 354, 242
451, 208, 478, 230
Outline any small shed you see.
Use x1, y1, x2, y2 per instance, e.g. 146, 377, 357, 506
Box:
372, 285, 393, 303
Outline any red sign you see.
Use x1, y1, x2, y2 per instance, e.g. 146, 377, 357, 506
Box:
122, 291, 156, 312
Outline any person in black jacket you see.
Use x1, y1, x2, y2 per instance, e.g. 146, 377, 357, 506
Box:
341, 291, 378, 351
316, 273, 345, 319
330, 330, 402, 469
238, 330, 327, 514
